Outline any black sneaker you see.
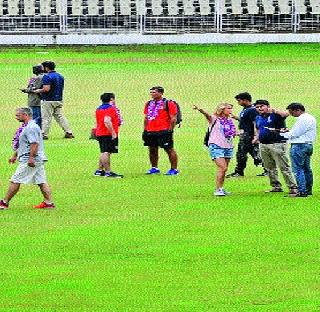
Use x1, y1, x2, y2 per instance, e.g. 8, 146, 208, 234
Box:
290, 192, 308, 197
288, 188, 298, 196
226, 172, 244, 178
105, 172, 123, 178
94, 170, 105, 177
265, 187, 283, 193
64, 133, 75, 139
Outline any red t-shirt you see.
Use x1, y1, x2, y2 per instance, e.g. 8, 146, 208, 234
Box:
95, 104, 119, 137
144, 99, 178, 132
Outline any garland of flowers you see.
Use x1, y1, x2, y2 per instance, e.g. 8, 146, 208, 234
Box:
218, 117, 236, 138
111, 102, 123, 126
28, 77, 36, 86
12, 123, 26, 151
147, 100, 164, 121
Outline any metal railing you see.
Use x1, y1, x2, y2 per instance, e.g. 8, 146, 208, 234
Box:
0, 0, 320, 33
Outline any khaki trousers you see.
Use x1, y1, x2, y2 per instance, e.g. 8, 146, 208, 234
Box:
259, 142, 297, 189
41, 101, 72, 136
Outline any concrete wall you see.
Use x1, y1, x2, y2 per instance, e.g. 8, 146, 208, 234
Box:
1, 33, 320, 45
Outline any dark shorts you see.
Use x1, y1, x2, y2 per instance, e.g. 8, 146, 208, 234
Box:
143, 131, 174, 150
97, 136, 118, 153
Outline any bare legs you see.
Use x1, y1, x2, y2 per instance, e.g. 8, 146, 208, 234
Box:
213, 158, 230, 189
3, 182, 52, 204
148, 147, 178, 169
149, 146, 159, 168
99, 152, 111, 172
3, 182, 21, 202
165, 148, 178, 169
38, 183, 53, 203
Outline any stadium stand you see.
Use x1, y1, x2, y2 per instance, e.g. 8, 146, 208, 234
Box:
0, 0, 319, 34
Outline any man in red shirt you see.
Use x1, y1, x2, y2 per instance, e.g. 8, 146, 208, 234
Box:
143, 86, 179, 175
94, 93, 123, 178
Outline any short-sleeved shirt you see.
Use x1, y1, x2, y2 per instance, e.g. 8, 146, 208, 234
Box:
239, 105, 258, 136
27, 74, 43, 107
144, 98, 177, 132
256, 113, 287, 144
41, 71, 64, 101
95, 104, 120, 137
208, 116, 234, 148
18, 120, 47, 163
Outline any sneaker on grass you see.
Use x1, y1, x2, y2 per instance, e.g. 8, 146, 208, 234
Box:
289, 192, 308, 197
94, 170, 105, 177
0, 200, 9, 210
165, 169, 179, 176
265, 186, 283, 193
226, 172, 243, 178
288, 188, 298, 196
146, 167, 160, 175
34, 202, 55, 209
105, 172, 124, 178
64, 132, 75, 139
214, 189, 226, 196
222, 189, 231, 195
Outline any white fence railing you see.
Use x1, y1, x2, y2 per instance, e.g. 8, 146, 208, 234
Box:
0, 0, 320, 33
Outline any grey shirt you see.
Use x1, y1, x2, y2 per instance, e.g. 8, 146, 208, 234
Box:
18, 120, 47, 163
26, 74, 43, 107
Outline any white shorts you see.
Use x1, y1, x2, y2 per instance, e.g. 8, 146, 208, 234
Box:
11, 162, 47, 184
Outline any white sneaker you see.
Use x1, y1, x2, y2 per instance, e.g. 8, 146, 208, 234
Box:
222, 189, 231, 195
214, 189, 226, 196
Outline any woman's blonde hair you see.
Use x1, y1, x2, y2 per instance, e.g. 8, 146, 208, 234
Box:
215, 103, 233, 116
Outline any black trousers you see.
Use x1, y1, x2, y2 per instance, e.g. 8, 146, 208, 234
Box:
234, 133, 262, 175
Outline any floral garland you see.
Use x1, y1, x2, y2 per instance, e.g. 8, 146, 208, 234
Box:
28, 77, 37, 86
146, 100, 164, 121
111, 102, 123, 126
12, 123, 26, 151
218, 117, 236, 138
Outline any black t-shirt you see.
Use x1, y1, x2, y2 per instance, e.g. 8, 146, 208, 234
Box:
256, 113, 287, 144
239, 105, 258, 136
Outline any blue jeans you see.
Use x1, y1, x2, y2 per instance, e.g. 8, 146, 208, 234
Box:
209, 144, 233, 160
31, 106, 41, 128
290, 143, 313, 194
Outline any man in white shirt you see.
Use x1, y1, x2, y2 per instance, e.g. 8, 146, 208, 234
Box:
280, 103, 316, 197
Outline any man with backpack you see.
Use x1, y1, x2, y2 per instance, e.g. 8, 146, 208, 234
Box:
143, 86, 180, 175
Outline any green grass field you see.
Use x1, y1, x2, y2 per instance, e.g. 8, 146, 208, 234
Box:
0, 44, 319, 311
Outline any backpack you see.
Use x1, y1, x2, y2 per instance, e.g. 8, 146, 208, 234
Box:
164, 99, 182, 127
203, 119, 217, 147
147, 98, 182, 128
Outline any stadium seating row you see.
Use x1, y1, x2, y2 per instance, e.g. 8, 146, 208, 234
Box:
0, 0, 320, 16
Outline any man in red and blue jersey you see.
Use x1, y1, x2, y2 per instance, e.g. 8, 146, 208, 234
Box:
94, 93, 123, 178
143, 86, 179, 175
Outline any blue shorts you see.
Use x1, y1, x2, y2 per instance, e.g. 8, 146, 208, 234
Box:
209, 144, 233, 160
